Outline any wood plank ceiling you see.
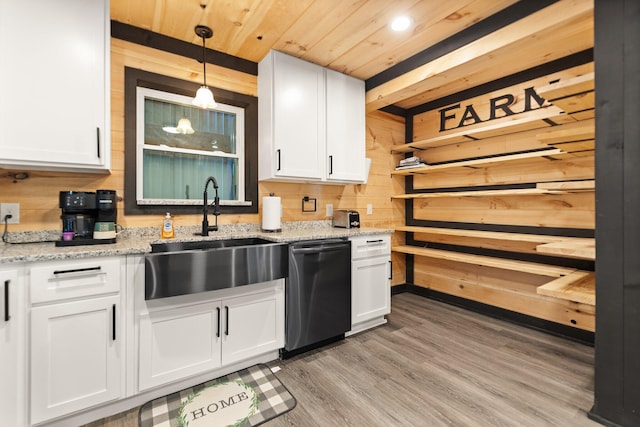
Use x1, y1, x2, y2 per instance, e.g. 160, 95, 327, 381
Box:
110, 0, 594, 111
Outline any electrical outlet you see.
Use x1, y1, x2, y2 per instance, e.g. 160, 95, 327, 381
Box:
326, 203, 333, 217
366, 203, 373, 215
0, 203, 20, 224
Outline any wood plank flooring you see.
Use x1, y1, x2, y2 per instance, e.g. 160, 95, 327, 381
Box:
85, 293, 598, 427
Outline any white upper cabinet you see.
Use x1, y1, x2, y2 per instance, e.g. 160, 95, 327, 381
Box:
326, 69, 366, 182
259, 50, 366, 184
259, 50, 325, 181
0, 0, 111, 172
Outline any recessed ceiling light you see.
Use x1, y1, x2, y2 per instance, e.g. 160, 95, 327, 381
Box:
390, 15, 412, 32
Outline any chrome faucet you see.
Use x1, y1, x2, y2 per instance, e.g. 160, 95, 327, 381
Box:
202, 176, 220, 236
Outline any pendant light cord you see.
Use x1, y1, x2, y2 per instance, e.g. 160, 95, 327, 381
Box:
201, 35, 207, 87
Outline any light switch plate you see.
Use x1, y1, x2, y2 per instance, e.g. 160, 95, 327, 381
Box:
366, 203, 373, 215
326, 203, 333, 217
0, 203, 20, 224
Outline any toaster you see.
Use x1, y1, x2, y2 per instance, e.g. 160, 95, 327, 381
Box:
333, 210, 360, 228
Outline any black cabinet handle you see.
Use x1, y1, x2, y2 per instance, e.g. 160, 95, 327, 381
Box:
389, 260, 392, 280
96, 127, 101, 159
112, 304, 116, 341
329, 155, 333, 175
225, 306, 229, 336
276, 149, 281, 171
3, 280, 9, 322
53, 266, 101, 276
366, 239, 384, 244
216, 307, 221, 338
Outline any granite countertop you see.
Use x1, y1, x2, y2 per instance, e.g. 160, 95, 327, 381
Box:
0, 221, 393, 264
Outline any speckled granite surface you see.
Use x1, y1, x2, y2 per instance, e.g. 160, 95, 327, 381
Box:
0, 221, 393, 263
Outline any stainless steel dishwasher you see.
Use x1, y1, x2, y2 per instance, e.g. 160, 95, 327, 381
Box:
283, 238, 351, 358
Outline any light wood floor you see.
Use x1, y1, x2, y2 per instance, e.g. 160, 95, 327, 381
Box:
86, 293, 598, 427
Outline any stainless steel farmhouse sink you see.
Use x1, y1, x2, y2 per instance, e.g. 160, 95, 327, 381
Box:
145, 238, 288, 300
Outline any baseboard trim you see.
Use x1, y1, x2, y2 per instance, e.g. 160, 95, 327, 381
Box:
587, 407, 624, 427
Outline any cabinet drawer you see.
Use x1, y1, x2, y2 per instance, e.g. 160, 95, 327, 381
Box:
350, 235, 391, 260
30, 257, 122, 304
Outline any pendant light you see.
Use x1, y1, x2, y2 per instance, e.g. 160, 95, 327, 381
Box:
176, 117, 195, 134
192, 25, 217, 109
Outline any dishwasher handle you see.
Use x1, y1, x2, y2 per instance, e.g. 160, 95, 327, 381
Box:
290, 240, 350, 254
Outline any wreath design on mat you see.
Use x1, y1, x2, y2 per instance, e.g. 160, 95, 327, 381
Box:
176, 380, 259, 427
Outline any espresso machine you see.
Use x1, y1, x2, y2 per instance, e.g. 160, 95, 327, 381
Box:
56, 190, 118, 246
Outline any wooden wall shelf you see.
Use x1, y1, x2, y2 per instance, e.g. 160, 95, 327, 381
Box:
392, 245, 575, 277
396, 225, 595, 260
392, 180, 594, 199
391, 148, 564, 176
391, 107, 564, 153
536, 72, 595, 120
393, 244, 595, 329
536, 239, 595, 260
393, 188, 558, 199
397, 225, 562, 241
537, 271, 595, 305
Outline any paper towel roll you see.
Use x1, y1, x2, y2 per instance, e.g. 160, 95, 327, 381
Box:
262, 195, 282, 231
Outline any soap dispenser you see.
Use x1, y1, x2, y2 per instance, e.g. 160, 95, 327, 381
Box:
162, 213, 174, 239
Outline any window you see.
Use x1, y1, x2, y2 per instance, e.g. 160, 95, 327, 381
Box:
136, 88, 247, 205
124, 67, 258, 215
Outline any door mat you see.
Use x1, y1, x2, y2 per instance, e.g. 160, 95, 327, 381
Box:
139, 364, 296, 427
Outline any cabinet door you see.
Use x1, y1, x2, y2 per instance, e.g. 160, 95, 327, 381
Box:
326, 69, 366, 183
30, 295, 122, 425
271, 51, 325, 180
222, 286, 284, 366
0, 0, 110, 172
0, 269, 25, 427
352, 256, 391, 326
138, 301, 223, 391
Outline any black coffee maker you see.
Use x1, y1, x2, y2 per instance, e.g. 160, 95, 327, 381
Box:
56, 190, 117, 246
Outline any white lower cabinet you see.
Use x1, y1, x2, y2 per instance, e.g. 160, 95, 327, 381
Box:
221, 287, 284, 365
137, 280, 284, 392
138, 300, 223, 391
28, 257, 124, 425
348, 235, 391, 335
352, 256, 391, 325
0, 267, 26, 427
30, 296, 122, 425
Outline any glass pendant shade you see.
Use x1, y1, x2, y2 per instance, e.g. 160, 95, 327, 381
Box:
193, 86, 217, 109
193, 25, 217, 109
176, 117, 195, 134
163, 117, 194, 134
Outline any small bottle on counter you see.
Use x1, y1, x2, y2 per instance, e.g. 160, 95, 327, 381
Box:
161, 212, 174, 239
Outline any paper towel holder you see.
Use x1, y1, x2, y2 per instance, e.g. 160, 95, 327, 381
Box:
262, 193, 282, 232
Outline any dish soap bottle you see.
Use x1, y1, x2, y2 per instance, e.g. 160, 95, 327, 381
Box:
162, 213, 174, 239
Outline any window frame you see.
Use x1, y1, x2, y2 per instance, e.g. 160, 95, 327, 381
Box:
124, 67, 258, 215
135, 87, 247, 206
